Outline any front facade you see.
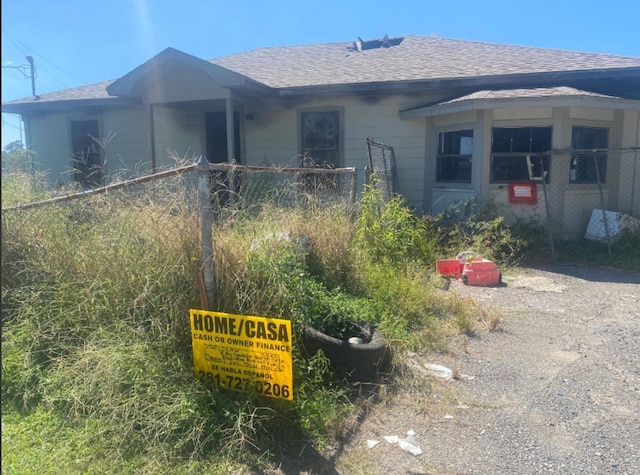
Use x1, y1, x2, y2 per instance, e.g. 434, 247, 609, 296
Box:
4, 36, 640, 237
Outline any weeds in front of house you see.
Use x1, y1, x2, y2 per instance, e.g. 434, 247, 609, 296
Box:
1, 173, 561, 472
556, 228, 640, 271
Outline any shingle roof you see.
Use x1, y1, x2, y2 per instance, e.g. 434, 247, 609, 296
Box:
399, 87, 640, 119
444, 86, 619, 102
2, 80, 117, 105
211, 35, 640, 89
3, 35, 640, 106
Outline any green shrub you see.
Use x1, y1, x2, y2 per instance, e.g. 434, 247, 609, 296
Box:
426, 199, 549, 266
356, 183, 436, 267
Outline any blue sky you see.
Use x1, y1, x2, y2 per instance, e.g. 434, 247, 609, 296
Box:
2, 0, 640, 148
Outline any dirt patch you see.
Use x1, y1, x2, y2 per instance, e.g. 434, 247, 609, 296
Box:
326, 265, 640, 474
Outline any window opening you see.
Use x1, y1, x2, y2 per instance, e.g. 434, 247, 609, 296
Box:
491, 127, 551, 183
436, 129, 473, 183
570, 126, 608, 184
300, 110, 341, 168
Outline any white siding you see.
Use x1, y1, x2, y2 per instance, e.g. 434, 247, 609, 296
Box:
102, 108, 151, 179
152, 106, 204, 167
26, 106, 154, 184
27, 113, 72, 185
244, 94, 428, 208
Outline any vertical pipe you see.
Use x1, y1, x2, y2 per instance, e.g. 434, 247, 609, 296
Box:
196, 155, 215, 309
593, 151, 612, 255
25, 56, 37, 99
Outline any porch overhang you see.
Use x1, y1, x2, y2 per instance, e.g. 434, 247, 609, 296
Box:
399, 87, 640, 120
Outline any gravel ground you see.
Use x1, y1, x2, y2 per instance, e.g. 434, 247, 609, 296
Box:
327, 265, 640, 475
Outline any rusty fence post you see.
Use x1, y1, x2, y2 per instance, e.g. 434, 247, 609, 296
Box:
196, 155, 216, 309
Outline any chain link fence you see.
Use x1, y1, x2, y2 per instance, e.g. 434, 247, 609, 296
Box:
537, 147, 640, 262
207, 161, 357, 213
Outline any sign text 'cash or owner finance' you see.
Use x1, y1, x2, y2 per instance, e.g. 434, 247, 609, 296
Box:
189, 309, 293, 400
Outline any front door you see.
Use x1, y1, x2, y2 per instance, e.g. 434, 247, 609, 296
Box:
205, 111, 241, 164
71, 119, 102, 188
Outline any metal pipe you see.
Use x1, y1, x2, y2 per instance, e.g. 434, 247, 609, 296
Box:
25, 56, 38, 99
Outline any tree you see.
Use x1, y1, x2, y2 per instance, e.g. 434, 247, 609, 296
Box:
2, 140, 33, 174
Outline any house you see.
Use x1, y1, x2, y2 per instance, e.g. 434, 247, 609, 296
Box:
3, 35, 640, 237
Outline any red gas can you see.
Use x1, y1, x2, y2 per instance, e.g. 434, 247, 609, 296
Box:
462, 260, 501, 286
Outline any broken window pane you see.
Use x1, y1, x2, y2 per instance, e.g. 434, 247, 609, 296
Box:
490, 127, 552, 183
570, 126, 608, 183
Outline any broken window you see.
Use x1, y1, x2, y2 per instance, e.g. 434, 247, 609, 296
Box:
570, 126, 608, 184
491, 127, 552, 183
436, 129, 473, 183
300, 110, 342, 168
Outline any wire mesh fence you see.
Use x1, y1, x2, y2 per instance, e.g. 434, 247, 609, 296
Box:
535, 147, 640, 263
207, 162, 357, 213
1, 158, 360, 309
366, 138, 398, 202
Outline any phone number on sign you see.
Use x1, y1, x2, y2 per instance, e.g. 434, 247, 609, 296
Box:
197, 371, 291, 399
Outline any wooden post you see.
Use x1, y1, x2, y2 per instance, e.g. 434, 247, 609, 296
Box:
196, 155, 215, 309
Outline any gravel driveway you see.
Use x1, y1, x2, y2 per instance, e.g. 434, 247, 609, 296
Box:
331, 265, 640, 475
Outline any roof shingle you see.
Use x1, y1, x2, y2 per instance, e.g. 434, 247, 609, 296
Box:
211, 35, 640, 89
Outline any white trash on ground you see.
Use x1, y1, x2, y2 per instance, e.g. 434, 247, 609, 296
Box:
424, 363, 453, 380
375, 430, 423, 456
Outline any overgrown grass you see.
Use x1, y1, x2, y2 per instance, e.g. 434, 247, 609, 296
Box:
5, 171, 629, 472
556, 229, 640, 271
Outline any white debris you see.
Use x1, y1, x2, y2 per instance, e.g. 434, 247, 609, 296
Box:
367, 439, 380, 449
381, 430, 422, 456
398, 430, 423, 456
424, 363, 453, 380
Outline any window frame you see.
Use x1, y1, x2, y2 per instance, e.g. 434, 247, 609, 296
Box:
298, 108, 344, 168
570, 126, 609, 184
490, 126, 552, 184
435, 128, 474, 184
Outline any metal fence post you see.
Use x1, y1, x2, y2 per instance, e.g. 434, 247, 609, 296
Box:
593, 151, 612, 255
350, 168, 357, 203
196, 155, 216, 309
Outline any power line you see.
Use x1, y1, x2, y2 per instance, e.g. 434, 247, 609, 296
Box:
2, 30, 85, 89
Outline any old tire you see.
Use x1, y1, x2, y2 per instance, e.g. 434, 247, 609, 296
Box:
301, 322, 388, 382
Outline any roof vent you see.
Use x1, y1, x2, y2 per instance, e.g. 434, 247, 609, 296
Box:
351, 35, 403, 52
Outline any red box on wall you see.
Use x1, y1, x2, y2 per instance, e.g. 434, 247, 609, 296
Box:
508, 183, 537, 205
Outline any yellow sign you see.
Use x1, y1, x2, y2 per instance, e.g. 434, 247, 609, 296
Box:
189, 309, 293, 400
